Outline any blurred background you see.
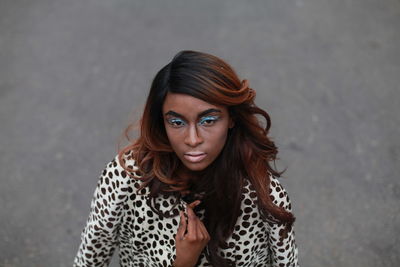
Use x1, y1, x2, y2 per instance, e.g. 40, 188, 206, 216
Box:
1, 0, 399, 266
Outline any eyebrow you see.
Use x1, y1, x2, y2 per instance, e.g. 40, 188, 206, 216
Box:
164, 108, 222, 119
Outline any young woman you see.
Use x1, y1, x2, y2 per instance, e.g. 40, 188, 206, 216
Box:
74, 50, 299, 266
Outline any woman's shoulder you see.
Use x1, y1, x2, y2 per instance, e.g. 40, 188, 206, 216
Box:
114, 150, 140, 175
101, 152, 137, 178
96, 151, 147, 196
243, 174, 292, 212
268, 175, 292, 212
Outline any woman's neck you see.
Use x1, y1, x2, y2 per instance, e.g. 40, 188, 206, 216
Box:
177, 166, 201, 181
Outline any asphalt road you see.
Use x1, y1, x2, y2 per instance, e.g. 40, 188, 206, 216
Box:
1, 0, 399, 266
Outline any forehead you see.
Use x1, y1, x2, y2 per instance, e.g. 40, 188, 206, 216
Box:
162, 93, 227, 114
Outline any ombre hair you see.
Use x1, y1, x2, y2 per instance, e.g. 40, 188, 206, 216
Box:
118, 50, 295, 266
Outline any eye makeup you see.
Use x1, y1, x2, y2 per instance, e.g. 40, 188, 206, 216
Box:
164, 109, 223, 128
198, 115, 220, 126
166, 117, 186, 127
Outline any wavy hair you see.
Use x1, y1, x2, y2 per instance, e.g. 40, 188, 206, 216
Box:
118, 50, 295, 266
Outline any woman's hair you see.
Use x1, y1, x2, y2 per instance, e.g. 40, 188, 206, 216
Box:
118, 50, 295, 266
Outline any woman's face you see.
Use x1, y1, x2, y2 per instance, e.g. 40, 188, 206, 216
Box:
162, 92, 234, 172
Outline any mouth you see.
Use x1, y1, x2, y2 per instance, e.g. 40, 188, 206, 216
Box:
183, 152, 207, 163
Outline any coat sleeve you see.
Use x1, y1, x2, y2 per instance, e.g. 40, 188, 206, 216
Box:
73, 155, 132, 267
266, 176, 299, 267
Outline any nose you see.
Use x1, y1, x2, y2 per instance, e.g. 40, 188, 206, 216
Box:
184, 124, 203, 147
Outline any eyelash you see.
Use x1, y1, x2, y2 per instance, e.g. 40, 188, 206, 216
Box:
167, 116, 220, 127
199, 116, 219, 125
168, 118, 185, 127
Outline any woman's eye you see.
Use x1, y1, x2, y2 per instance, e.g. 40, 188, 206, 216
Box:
199, 116, 219, 126
168, 118, 185, 127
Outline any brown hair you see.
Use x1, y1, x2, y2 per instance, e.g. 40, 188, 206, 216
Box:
118, 50, 295, 266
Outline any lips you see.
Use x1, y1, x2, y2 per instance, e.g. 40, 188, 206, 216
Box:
183, 152, 207, 163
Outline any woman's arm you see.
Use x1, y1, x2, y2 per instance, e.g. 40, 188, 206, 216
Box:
73, 155, 132, 266
266, 176, 299, 267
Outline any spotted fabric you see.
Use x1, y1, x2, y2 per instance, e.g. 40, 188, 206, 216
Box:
73, 153, 299, 266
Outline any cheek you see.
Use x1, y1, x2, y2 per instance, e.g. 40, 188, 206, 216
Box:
165, 127, 182, 149
206, 126, 230, 150
219, 130, 230, 147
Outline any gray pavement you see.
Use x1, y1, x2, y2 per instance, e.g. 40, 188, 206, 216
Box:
1, 0, 399, 266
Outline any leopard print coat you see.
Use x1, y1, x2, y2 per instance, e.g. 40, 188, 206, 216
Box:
73, 153, 299, 266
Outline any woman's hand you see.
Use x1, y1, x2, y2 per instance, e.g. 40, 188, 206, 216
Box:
173, 200, 210, 267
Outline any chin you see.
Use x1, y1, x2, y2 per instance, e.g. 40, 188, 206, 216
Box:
183, 162, 209, 172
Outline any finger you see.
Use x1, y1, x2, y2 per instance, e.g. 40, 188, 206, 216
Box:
187, 200, 201, 209
197, 219, 210, 241
176, 210, 187, 240
186, 205, 198, 240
